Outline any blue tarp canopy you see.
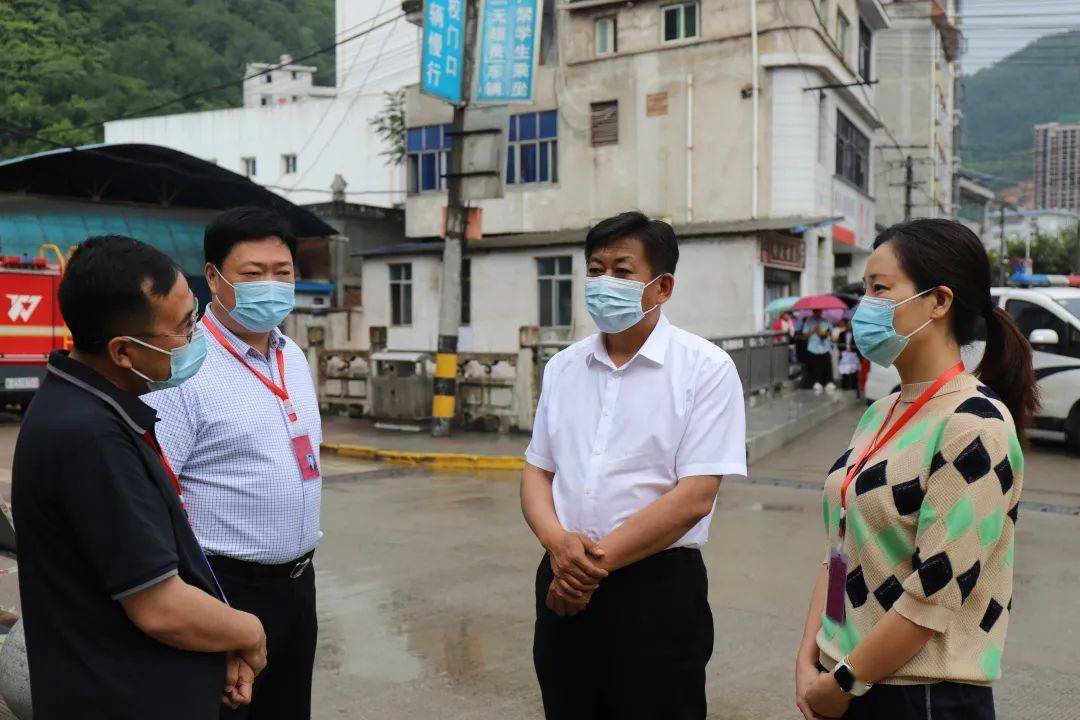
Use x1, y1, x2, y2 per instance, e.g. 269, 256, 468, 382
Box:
0, 143, 336, 275
0, 206, 208, 274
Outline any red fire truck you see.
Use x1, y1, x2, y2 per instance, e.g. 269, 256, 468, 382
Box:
0, 245, 70, 408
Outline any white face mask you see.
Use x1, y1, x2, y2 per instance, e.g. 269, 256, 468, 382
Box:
584, 275, 663, 334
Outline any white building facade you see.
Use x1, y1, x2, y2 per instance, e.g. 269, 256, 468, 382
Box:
873, 0, 961, 226
983, 209, 1080, 252
360, 0, 889, 354
104, 0, 419, 208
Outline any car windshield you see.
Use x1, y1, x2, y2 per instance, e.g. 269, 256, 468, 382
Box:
1055, 298, 1080, 320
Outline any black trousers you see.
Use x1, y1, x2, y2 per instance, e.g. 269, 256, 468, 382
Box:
533, 548, 714, 720
212, 557, 318, 720
805, 353, 833, 386
843, 681, 995, 720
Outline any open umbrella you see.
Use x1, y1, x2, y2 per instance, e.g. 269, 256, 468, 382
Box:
765, 296, 799, 315
792, 294, 848, 312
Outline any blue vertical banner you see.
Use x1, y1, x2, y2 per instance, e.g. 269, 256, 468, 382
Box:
475, 0, 541, 103
421, 0, 466, 103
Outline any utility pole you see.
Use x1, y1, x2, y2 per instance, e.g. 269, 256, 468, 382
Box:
904, 155, 914, 222
431, 0, 478, 437
998, 203, 1007, 286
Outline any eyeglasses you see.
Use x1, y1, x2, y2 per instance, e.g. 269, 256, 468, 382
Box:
129, 298, 201, 345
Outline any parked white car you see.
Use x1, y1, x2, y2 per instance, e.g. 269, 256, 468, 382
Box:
866, 287, 1080, 451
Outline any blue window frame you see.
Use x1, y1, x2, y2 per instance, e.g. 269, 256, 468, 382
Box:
407, 124, 453, 193
507, 110, 558, 186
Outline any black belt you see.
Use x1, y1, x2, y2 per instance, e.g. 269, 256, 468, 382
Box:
207, 550, 314, 580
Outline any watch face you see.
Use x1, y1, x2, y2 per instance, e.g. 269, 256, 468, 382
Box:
834, 665, 856, 693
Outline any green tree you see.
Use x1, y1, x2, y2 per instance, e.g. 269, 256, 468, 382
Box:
988, 232, 1079, 277
369, 89, 407, 167
0, 0, 334, 159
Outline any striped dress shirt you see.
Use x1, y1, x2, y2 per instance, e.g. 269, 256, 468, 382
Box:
145, 316, 322, 564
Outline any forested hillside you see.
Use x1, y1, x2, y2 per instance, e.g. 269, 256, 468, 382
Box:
0, 0, 334, 158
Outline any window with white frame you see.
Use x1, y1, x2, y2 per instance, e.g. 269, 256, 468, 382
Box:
507, 111, 558, 185
242, 157, 257, 177
836, 10, 850, 57
282, 153, 298, 174
595, 16, 616, 56
406, 124, 452, 194
537, 256, 573, 328
662, 2, 698, 43
389, 263, 413, 326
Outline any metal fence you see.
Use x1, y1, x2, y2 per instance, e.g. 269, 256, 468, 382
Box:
709, 331, 793, 395
532, 333, 792, 398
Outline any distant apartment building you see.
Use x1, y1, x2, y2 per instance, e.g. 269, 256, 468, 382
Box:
1035, 119, 1080, 211
105, 0, 419, 207
874, 0, 962, 226
357, 0, 892, 354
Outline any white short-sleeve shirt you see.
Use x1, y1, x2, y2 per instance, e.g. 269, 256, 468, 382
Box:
525, 313, 747, 549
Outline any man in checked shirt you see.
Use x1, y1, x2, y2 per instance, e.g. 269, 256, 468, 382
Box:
147, 207, 323, 720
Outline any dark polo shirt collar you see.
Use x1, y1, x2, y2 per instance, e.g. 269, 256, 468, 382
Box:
46, 350, 157, 435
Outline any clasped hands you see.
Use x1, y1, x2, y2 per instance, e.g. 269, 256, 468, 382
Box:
223, 633, 268, 709
795, 659, 851, 720
545, 531, 608, 617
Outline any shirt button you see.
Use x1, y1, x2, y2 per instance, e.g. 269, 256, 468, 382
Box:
594, 448, 603, 455
602, 409, 611, 417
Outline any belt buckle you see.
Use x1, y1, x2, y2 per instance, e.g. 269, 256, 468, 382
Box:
290, 557, 311, 579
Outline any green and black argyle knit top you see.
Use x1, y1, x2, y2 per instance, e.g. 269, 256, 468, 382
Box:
817, 372, 1022, 686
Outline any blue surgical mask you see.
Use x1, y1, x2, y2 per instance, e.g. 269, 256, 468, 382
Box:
214, 267, 295, 332
585, 275, 663, 334
126, 330, 207, 391
852, 288, 934, 367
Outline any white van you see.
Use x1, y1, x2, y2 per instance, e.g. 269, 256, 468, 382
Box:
865, 287, 1080, 451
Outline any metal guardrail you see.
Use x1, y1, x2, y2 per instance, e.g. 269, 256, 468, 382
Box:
709, 331, 793, 395
532, 333, 792, 397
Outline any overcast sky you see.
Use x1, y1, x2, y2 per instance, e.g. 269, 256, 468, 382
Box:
961, 0, 1080, 74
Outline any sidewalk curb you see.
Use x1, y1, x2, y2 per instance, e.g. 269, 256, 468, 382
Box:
322, 443, 525, 470
745, 392, 861, 463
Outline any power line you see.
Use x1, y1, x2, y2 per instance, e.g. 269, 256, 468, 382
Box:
287, 13, 405, 191
27, 12, 406, 141
0, 123, 287, 190
263, 185, 407, 195
271, 0, 400, 187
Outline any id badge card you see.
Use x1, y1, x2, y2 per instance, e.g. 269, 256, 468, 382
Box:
825, 545, 849, 624
290, 433, 321, 481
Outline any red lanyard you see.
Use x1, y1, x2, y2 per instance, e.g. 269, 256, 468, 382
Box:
143, 431, 183, 502
838, 361, 965, 537
203, 313, 298, 422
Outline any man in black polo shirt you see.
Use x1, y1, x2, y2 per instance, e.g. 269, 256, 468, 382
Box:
12, 236, 268, 718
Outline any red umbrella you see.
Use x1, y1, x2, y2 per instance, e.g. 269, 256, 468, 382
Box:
792, 294, 848, 311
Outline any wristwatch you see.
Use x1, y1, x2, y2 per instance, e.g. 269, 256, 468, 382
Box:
832, 657, 873, 697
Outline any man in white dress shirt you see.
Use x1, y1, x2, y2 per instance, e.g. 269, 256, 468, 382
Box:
521, 212, 747, 719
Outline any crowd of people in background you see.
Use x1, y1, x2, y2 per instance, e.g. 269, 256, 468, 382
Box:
772, 308, 865, 395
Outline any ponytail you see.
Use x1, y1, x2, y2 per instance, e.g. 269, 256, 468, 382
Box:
978, 304, 1039, 436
